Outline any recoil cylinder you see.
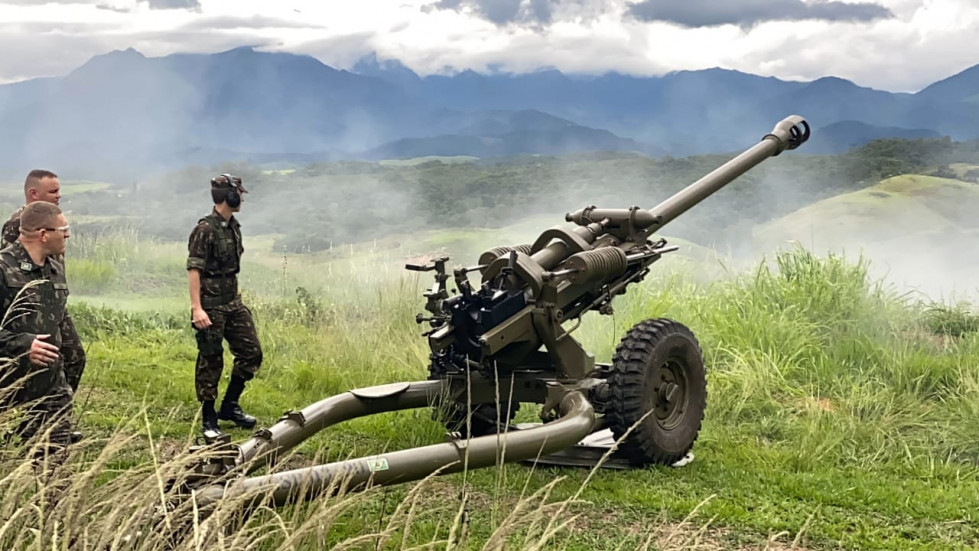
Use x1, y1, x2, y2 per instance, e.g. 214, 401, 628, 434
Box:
563, 248, 628, 284
479, 244, 533, 266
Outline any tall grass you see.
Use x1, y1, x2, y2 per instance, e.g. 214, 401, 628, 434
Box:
608, 249, 979, 463
0, 410, 596, 550
68, 225, 185, 295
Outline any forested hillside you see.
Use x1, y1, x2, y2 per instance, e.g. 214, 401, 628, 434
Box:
9, 136, 975, 258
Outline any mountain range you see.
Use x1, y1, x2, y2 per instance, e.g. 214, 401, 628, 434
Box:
0, 46, 977, 178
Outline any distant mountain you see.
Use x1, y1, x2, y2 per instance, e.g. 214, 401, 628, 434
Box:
917, 64, 979, 104
1, 47, 978, 179
0, 48, 651, 178
365, 122, 657, 160
0, 77, 59, 112
356, 56, 979, 152
362, 63, 808, 150
0, 47, 435, 172
750, 76, 976, 140
805, 121, 942, 154
352, 53, 423, 96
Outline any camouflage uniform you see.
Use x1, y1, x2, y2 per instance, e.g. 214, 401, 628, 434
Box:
0, 242, 73, 449
187, 209, 262, 402
1, 208, 86, 393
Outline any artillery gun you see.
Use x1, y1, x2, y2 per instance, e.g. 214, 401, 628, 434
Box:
182, 115, 810, 511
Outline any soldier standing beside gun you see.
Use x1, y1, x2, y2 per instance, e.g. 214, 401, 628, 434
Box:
187, 174, 261, 436
0, 202, 75, 460
2, 170, 86, 400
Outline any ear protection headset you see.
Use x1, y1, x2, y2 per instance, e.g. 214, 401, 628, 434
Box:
212, 173, 243, 207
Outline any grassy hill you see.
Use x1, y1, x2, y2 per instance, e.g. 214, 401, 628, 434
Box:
754, 173, 979, 298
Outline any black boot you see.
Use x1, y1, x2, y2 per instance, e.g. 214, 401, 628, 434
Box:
201, 400, 224, 436
218, 375, 257, 429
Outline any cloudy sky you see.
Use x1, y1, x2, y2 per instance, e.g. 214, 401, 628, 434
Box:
0, 0, 975, 92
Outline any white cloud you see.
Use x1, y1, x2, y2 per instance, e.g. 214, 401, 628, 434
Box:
0, 0, 975, 91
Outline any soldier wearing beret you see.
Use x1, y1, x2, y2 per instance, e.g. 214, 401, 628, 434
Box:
187, 174, 262, 436
0, 201, 75, 460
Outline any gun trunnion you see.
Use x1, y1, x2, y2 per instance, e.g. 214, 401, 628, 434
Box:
183, 115, 810, 514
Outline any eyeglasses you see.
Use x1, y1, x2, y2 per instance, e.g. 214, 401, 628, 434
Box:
42, 225, 70, 235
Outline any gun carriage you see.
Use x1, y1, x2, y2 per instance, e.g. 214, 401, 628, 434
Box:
183, 115, 811, 511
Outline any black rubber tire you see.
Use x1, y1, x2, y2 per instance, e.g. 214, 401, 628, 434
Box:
605, 318, 707, 466
439, 400, 520, 438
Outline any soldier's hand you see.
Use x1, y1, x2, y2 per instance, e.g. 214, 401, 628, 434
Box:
192, 307, 212, 330
29, 334, 60, 366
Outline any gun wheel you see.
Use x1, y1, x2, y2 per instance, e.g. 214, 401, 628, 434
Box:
606, 318, 706, 466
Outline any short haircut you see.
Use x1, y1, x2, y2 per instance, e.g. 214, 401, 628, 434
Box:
24, 169, 58, 193
211, 188, 230, 205
20, 202, 62, 232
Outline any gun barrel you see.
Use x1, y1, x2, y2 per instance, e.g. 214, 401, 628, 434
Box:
646, 115, 809, 232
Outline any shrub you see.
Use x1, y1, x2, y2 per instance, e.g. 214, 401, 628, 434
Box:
65, 258, 116, 295
922, 301, 979, 337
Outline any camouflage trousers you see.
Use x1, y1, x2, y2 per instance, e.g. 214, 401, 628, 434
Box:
6, 388, 74, 467
60, 311, 86, 393
194, 298, 263, 402
14, 393, 74, 496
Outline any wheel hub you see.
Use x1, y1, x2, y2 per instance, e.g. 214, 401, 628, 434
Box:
654, 360, 687, 428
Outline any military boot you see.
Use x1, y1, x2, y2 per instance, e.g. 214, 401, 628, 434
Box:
201, 400, 225, 437
218, 402, 257, 428
218, 374, 257, 429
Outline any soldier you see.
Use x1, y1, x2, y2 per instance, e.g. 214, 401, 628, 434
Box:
1, 170, 86, 398
187, 174, 262, 436
0, 202, 74, 459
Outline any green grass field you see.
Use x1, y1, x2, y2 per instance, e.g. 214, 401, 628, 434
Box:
4, 224, 979, 550
60, 180, 114, 195
379, 156, 480, 167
